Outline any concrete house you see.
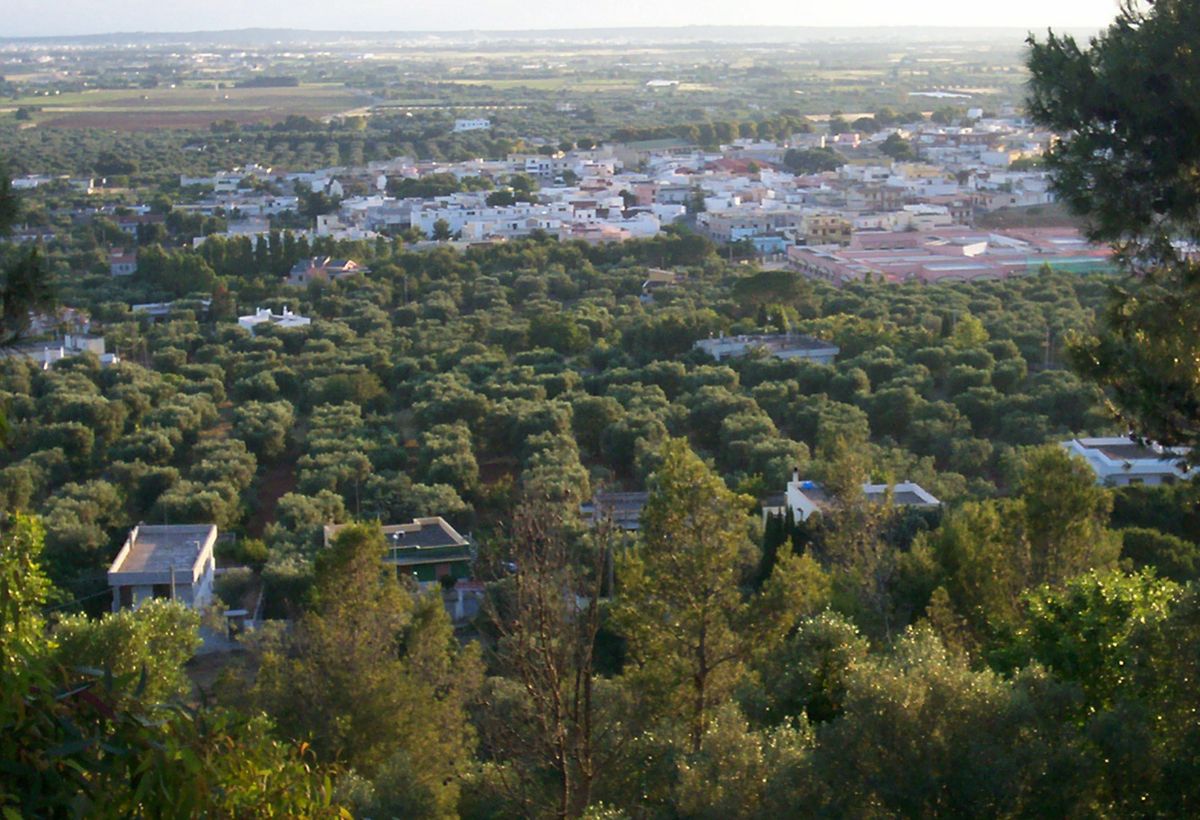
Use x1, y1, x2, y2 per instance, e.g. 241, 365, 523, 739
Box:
324, 517, 472, 586
767, 473, 941, 522
237, 306, 312, 334
453, 118, 491, 133
580, 492, 650, 531
108, 524, 218, 612
694, 333, 839, 365
286, 256, 365, 286
1062, 437, 1196, 486
1, 334, 118, 370
110, 251, 138, 277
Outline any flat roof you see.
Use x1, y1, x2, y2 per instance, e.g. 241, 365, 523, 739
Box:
381, 519, 465, 549
879, 490, 937, 506
110, 524, 216, 575
325, 517, 468, 550
798, 483, 834, 509
589, 491, 650, 510
1070, 437, 1191, 463
699, 333, 838, 352
796, 481, 939, 509
582, 491, 650, 528
1096, 443, 1167, 461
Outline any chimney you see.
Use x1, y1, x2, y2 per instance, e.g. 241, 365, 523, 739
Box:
792, 466, 800, 484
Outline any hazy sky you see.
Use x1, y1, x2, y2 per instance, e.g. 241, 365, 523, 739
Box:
5, 0, 1120, 38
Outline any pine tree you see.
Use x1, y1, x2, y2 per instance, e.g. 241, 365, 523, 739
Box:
612, 438, 756, 752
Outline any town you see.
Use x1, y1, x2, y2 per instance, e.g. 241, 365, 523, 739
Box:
10, 106, 1107, 286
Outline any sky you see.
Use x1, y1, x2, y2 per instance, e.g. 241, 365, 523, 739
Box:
4, 0, 1121, 38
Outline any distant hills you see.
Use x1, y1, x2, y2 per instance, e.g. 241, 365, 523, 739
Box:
0, 25, 1094, 48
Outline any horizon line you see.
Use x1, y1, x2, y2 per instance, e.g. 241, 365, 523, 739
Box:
0, 22, 1103, 42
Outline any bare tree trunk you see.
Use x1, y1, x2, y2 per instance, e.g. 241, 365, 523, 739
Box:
693, 624, 708, 754
481, 499, 613, 818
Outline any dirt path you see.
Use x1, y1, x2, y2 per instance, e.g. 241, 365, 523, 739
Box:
246, 453, 299, 537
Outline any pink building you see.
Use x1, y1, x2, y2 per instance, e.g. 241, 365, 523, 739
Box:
789, 227, 1112, 285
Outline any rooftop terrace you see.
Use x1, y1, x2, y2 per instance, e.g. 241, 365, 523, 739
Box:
109, 524, 217, 584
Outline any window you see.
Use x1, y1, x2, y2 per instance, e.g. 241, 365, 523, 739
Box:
152, 583, 172, 599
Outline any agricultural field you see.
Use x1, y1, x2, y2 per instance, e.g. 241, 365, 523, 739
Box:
1, 83, 368, 129
442, 77, 640, 92
0, 30, 1034, 178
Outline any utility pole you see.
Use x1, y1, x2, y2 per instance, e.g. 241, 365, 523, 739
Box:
169, 563, 176, 600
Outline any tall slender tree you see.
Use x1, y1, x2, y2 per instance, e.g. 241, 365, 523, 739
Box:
478, 499, 617, 818
0, 163, 54, 349
612, 438, 756, 753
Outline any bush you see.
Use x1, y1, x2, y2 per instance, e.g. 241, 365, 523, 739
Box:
1121, 527, 1199, 582
215, 567, 258, 610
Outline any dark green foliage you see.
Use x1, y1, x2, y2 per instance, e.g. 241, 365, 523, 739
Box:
0, 164, 54, 347
1110, 481, 1200, 543
0, 515, 346, 816
782, 147, 843, 174
1027, 1, 1200, 249
879, 132, 916, 161
1120, 527, 1199, 582
1029, 2, 1200, 451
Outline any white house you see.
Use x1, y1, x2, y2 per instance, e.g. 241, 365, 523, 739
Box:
0, 335, 118, 370
1062, 437, 1196, 486
777, 475, 941, 522
110, 251, 137, 277
11, 175, 51, 190
237, 306, 312, 334
694, 333, 839, 365
108, 524, 218, 612
453, 118, 491, 133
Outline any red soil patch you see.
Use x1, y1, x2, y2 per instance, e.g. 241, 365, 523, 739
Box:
247, 454, 298, 538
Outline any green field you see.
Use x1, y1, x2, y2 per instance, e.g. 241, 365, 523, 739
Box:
2, 84, 366, 129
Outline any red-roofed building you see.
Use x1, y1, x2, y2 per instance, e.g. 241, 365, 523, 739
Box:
110, 250, 137, 277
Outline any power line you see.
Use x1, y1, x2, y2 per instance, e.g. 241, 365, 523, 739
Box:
43, 588, 112, 613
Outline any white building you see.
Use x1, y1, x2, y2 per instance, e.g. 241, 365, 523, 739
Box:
694, 333, 839, 365
237, 306, 312, 334
11, 175, 51, 190
1062, 437, 1196, 486
108, 524, 218, 612
412, 201, 575, 239
0, 335, 118, 369
110, 251, 138, 277
779, 477, 941, 522
453, 118, 491, 133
